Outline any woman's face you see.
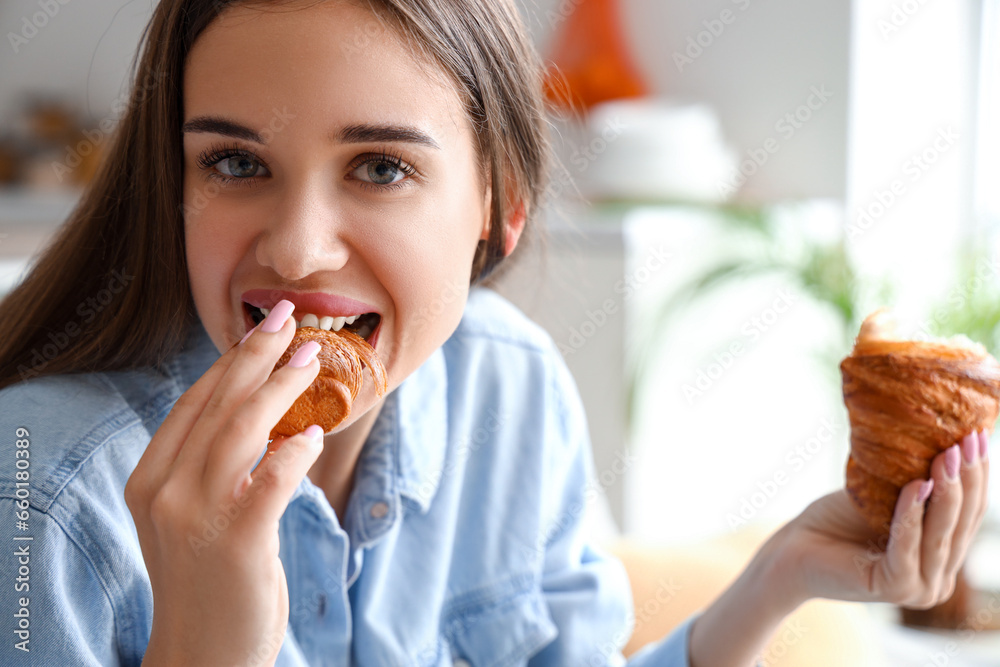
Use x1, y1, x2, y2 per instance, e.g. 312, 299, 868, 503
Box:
182, 0, 489, 427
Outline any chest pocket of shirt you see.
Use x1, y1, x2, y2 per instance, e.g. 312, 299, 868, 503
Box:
439, 587, 559, 667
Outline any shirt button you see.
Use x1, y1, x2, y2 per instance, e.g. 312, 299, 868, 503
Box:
370, 501, 389, 519
317, 592, 326, 618
453, 660, 471, 667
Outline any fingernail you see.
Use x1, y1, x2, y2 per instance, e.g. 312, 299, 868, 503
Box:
980, 429, 990, 461
262, 299, 295, 333
917, 479, 934, 503
238, 326, 256, 345
304, 424, 324, 441
962, 432, 979, 465
945, 444, 961, 480
287, 340, 320, 367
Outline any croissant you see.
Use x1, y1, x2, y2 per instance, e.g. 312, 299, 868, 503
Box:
268, 327, 387, 440
841, 309, 1000, 533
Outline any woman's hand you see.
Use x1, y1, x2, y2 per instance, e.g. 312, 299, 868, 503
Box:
774, 430, 990, 610
691, 430, 989, 667
125, 300, 324, 667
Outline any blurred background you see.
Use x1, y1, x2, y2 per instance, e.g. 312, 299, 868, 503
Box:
2, 0, 999, 663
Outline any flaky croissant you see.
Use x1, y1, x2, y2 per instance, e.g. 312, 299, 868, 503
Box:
268, 327, 387, 440
841, 309, 1000, 532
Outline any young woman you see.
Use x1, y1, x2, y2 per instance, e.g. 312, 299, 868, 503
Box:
0, 1, 988, 665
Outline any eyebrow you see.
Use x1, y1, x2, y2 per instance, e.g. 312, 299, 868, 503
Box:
182, 116, 264, 143
337, 123, 440, 149
181, 115, 440, 149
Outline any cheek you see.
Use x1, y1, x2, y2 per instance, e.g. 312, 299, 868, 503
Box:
185, 212, 236, 297
365, 188, 483, 364
183, 175, 257, 277
183, 185, 252, 343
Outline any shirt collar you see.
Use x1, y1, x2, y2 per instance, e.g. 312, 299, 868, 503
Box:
334, 345, 449, 518
339, 347, 449, 556
391, 345, 448, 513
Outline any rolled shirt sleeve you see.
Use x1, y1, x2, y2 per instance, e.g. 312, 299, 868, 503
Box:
627, 613, 699, 666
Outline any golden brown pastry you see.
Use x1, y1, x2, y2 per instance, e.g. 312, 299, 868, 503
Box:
841, 308, 1000, 532
268, 327, 387, 440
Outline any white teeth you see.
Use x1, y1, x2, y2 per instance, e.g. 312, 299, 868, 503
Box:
291, 312, 350, 331
253, 305, 362, 331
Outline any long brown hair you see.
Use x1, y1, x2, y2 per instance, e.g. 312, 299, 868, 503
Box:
0, 0, 551, 392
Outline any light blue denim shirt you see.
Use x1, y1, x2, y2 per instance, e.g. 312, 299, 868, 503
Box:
0, 288, 701, 666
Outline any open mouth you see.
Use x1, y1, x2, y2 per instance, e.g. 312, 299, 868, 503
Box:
243, 302, 381, 344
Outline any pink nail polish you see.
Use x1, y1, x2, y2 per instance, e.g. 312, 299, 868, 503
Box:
239, 327, 256, 345
917, 479, 934, 503
287, 341, 320, 368
962, 432, 978, 465
304, 424, 324, 441
262, 299, 295, 333
945, 445, 961, 480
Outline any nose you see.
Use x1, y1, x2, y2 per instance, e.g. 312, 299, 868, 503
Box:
255, 186, 351, 281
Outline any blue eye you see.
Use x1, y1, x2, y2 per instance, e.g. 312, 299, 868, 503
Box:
196, 146, 270, 186
362, 160, 402, 185
349, 152, 415, 190
218, 154, 266, 178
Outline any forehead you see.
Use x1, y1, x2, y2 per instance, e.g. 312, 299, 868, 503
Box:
184, 0, 467, 145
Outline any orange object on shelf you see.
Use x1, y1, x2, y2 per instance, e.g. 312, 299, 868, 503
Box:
543, 0, 649, 114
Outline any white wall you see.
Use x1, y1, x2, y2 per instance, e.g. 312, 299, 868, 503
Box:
0, 0, 155, 128
520, 0, 850, 203
846, 0, 981, 323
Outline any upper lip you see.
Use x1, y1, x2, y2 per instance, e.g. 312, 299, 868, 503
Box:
241, 289, 379, 318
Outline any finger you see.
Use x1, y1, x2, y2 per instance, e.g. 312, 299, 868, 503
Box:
943, 430, 987, 579
203, 341, 322, 499
873, 477, 932, 601
920, 443, 963, 586
171, 300, 297, 478
128, 334, 245, 499
234, 425, 325, 529
979, 428, 990, 508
